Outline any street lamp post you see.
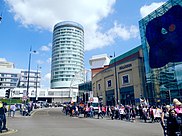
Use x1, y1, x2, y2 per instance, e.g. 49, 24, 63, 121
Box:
35, 65, 41, 102
114, 52, 119, 105
110, 52, 119, 105
26, 47, 36, 102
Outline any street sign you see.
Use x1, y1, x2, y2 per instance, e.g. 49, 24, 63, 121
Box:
22, 96, 27, 101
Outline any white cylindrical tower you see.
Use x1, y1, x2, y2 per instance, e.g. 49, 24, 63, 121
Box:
51, 21, 84, 89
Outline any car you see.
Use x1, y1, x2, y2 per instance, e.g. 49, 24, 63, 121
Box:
36, 101, 49, 108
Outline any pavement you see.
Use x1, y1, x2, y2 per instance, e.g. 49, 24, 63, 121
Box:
0, 108, 155, 135
0, 108, 40, 135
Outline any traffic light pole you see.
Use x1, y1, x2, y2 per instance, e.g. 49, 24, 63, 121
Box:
8, 89, 12, 117
169, 90, 172, 104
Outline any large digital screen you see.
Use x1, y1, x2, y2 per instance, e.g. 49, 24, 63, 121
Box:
146, 5, 182, 68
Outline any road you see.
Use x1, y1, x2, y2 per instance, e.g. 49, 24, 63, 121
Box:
3, 108, 163, 136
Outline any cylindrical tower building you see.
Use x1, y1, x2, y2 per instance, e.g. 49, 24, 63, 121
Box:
51, 21, 84, 89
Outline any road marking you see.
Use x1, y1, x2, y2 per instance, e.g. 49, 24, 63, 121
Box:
0, 129, 17, 135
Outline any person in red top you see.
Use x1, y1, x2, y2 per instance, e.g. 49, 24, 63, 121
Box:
102, 106, 106, 117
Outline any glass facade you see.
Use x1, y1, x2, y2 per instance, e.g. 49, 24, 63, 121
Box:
139, 0, 182, 104
51, 21, 84, 89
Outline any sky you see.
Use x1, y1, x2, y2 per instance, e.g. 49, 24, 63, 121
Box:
0, 0, 167, 89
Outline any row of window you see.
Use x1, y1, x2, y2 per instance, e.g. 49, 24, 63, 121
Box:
51, 78, 73, 82
0, 83, 16, 87
52, 61, 83, 67
97, 75, 130, 90
52, 67, 83, 73
0, 78, 18, 82
52, 57, 84, 63
48, 91, 70, 96
53, 41, 83, 46
53, 34, 83, 41
0, 74, 18, 77
53, 42, 84, 48
53, 36, 83, 42
53, 47, 83, 53
52, 46, 83, 53
52, 61, 84, 66
53, 44, 83, 49
52, 64, 83, 69
54, 27, 83, 34
20, 82, 40, 86
52, 50, 84, 56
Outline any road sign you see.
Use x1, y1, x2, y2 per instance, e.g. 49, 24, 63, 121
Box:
22, 96, 27, 101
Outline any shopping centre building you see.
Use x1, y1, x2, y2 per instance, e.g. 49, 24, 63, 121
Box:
91, 46, 146, 106
91, 0, 182, 106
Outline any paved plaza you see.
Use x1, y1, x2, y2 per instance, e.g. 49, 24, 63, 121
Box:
0, 107, 163, 136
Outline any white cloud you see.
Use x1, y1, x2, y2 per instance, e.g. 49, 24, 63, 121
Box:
48, 43, 52, 47
36, 60, 44, 65
44, 73, 51, 81
140, 2, 165, 18
40, 45, 50, 51
5, 0, 139, 51
40, 73, 51, 89
47, 58, 51, 64
85, 22, 139, 50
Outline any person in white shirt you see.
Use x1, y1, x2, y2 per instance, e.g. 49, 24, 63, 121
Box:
10, 104, 16, 117
98, 106, 103, 119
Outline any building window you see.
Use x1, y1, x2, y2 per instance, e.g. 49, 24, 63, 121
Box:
107, 80, 112, 88
122, 75, 130, 85
98, 84, 101, 90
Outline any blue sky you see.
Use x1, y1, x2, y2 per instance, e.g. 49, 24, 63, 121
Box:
0, 0, 167, 88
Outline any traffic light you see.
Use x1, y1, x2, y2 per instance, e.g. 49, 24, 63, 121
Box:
82, 93, 85, 102
5, 89, 10, 98
86, 93, 89, 102
77, 96, 79, 103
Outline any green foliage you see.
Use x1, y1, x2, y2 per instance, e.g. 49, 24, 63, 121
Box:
0, 98, 22, 105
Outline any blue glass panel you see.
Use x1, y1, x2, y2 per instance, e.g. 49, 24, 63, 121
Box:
146, 5, 182, 68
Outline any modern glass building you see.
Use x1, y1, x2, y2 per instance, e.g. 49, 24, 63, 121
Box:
51, 21, 84, 90
139, 0, 182, 104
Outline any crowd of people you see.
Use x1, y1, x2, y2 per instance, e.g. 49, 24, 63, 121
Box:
62, 98, 182, 136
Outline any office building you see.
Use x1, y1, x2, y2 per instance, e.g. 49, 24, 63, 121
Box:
139, 0, 182, 104
0, 58, 41, 90
51, 21, 84, 102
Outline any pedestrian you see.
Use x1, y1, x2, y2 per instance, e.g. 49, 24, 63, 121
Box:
173, 99, 182, 135
167, 109, 180, 136
111, 106, 115, 120
0, 102, 8, 132
10, 104, 16, 117
119, 105, 125, 120
142, 106, 149, 123
98, 106, 103, 119
130, 105, 136, 122
89, 105, 94, 118
161, 105, 170, 136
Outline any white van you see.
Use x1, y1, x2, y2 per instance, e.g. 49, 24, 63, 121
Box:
87, 97, 99, 113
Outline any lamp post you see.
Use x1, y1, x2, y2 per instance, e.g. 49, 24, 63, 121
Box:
110, 52, 119, 105
26, 47, 36, 102
35, 65, 41, 102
